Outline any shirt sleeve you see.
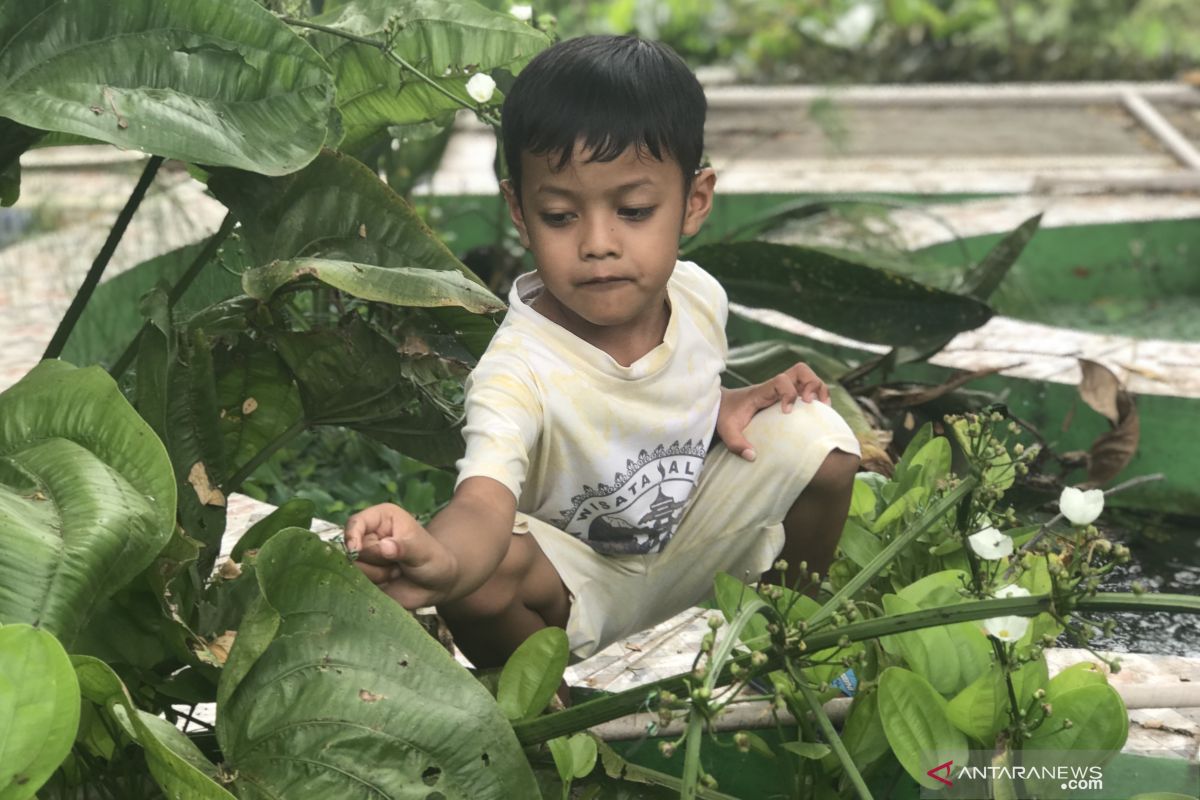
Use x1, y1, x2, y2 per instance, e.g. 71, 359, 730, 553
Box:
454, 352, 542, 502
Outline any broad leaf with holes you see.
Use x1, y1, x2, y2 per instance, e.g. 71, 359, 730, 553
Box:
217, 528, 539, 799
0, 361, 175, 646
0, 0, 335, 174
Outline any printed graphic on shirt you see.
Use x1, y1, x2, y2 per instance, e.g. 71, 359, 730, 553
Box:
556, 440, 708, 554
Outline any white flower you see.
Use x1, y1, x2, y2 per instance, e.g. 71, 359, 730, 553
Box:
983, 584, 1032, 642
466, 73, 496, 104
509, 4, 533, 21
968, 526, 1014, 560
1059, 486, 1104, 526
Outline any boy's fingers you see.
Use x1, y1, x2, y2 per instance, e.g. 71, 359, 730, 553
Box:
819, 382, 831, 404
353, 560, 394, 584
772, 373, 798, 413
716, 420, 756, 461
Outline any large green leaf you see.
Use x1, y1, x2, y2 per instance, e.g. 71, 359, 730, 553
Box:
306, 0, 550, 147
207, 149, 500, 358
243, 257, 504, 314
690, 241, 993, 346
73, 655, 235, 799
877, 666, 969, 790
218, 528, 540, 799
0, 0, 335, 174
0, 625, 79, 800
0, 361, 175, 645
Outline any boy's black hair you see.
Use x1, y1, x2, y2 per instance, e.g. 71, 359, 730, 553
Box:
501, 34, 706, 204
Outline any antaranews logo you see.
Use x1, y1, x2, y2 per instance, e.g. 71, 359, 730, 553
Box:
917, 750, 1145, 799
926, 760, 954, 787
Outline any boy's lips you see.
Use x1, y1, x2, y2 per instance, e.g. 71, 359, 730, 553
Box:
579, 276, 631, 287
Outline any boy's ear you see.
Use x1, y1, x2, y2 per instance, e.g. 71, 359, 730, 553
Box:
500, 179, 532, 249
680, 167, 716, 237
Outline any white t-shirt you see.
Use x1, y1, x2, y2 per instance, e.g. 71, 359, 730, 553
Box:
454, 259, 728, 555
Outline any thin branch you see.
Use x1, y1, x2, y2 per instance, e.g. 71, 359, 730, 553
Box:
110, 212, 237, 379
44, 156, 165, 359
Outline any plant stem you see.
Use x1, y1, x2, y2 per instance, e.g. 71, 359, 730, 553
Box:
110, 212, 237, 379
794, 679, 873, 800
221, 418, 308, 494
279, 16, 501, 127
44, 155, 165, 360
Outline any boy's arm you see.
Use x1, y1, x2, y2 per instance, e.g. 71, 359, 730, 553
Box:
344, 476, 516, 609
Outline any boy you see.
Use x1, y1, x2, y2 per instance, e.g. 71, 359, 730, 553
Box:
344, 35, 860, 669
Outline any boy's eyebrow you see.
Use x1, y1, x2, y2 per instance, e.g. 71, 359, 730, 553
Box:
536, 179, 655, 198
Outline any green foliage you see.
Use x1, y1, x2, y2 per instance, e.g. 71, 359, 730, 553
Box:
544, 0, 1200, 83
0, 362, 176, 646
0, 625, 79, 800
0, 0, 336, 174
218, 528, 541, 798
878, 667, 969, 789
238, 425, 453, 526
498, 627, 570, 722
305, 0, 550, 148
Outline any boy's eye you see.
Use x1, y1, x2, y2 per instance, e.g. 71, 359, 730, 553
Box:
619, 206, 656, 221
539, 212, 573, 226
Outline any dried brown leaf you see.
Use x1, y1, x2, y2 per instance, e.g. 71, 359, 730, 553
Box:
188, 461, 226, 507
1078, 359, 1122, 425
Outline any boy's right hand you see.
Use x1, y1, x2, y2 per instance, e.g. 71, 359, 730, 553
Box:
343, 503, 458, 609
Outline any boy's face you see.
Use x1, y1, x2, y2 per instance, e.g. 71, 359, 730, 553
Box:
501, 140, 715, 348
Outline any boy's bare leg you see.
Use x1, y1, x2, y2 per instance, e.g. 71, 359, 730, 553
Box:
436, 532, 571, 670
768, 448, 860, 598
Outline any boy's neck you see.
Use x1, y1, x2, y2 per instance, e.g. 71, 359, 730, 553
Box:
530, 288, 671, 368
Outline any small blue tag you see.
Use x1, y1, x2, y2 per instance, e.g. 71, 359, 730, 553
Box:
831, 668, 857, 697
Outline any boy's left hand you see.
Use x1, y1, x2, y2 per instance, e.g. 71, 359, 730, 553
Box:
716, 362, 830, 461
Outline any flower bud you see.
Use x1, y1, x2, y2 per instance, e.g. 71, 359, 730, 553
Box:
1041, 703, 1053, 716
693, 686, 711, 701
659, 741, 676, 758
1063, 719, 1074, 729
751, 651, 768, 667
708, 615, 724, 630
734, 732, 750, 753
773, 558, 789, 573
1034, 688, 1046, 699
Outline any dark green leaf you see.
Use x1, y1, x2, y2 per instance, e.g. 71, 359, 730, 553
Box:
958, 214, 1043, 301
694, 241, 992, 346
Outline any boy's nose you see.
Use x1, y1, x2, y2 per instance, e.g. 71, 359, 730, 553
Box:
579, 216, 620, 260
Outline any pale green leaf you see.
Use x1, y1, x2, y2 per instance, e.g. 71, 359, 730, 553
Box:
0, 0, 335, 174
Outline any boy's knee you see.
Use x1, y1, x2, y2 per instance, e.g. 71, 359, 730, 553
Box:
807, 448, 860, 495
